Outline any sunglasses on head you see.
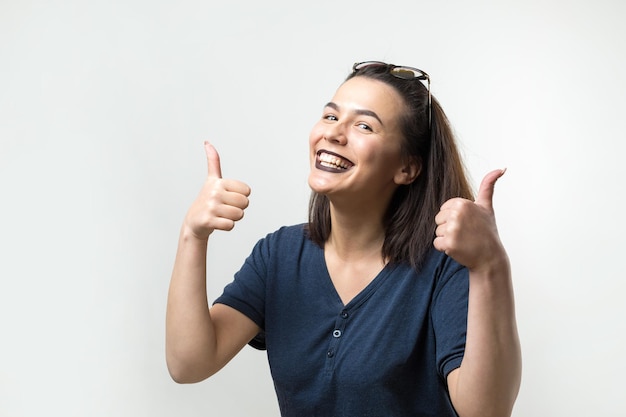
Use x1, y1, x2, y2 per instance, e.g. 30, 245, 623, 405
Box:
352, 61, 431, 129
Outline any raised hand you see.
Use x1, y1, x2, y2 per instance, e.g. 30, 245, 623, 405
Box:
433, 169, 507, 272
183, 141, 251, 240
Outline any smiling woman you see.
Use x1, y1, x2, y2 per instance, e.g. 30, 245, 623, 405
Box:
166, 61, 521, 417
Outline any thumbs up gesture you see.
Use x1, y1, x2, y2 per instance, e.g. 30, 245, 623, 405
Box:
183, 142, 251, 240
434, 169, 507, 272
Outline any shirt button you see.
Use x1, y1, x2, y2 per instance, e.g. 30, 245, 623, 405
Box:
340, 311, 349, 319
327, 350, 334, 358
333, 329, 342, 338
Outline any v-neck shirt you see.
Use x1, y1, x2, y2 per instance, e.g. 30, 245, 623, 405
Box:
214, 224, 468, 417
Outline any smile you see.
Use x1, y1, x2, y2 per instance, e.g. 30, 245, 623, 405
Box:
316, 150, 354, 172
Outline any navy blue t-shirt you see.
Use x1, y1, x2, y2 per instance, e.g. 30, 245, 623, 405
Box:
215, 224, 468, 417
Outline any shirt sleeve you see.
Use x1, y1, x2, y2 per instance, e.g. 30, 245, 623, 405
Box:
213, 235, 270, 350
430, 258, 469, 380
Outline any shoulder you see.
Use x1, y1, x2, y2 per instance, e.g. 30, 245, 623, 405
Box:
413, 248, 466, 279
417, 249, 469, 306
267, 223, 308, 239
247, 223, 315, 263
407, 248, 469, 298
257, 223, 310, 248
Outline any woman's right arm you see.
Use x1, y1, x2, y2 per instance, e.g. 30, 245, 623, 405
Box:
165, 142, 259, 383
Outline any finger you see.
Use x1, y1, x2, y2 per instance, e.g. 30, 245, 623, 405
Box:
204, 141, 223, 179
439, 197, 465, 212
211, 217, 237, 232
433, 236, 447, 254
475, 168, 506, 211
435, 200, 463, 225
221, 179, 252, 197
434, 210, 447, 227
221, 190, 250, 210
213, 205, 247, 223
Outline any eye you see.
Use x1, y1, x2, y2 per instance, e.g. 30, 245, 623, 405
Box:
323, 114, 338, 122
357, 122, 373, 132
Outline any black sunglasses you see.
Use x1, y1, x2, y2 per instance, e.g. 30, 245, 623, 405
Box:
352, 61, 431, 128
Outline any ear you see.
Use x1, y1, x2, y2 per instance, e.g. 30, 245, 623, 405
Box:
394, 156, 421, 185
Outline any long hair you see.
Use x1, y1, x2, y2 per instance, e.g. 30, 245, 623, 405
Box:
307, 63, 473, 271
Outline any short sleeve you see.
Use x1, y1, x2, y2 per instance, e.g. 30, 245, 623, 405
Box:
430, 260, 469, 379
213, 236, 270, 349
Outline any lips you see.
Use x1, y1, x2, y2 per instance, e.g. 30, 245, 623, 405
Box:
315, 150, 354, 172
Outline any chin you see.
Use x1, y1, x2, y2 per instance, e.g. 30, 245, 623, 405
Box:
308, 175, 332, 195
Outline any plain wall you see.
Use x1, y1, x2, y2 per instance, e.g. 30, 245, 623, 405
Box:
1, 0, 625, 416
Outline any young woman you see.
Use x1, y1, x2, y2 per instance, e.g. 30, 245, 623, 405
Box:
166, 61, 522, 417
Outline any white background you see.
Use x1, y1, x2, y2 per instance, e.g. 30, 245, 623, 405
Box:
1, 0, 625, 416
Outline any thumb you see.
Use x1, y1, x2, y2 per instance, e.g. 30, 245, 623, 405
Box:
204, 141, 222, 178
475, 168, 506, 210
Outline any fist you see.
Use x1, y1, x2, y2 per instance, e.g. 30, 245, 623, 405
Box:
433, 169, 507, 272
183, 142, 251, 240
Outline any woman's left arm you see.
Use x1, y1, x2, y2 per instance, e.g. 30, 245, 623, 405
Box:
434, 169, 522, 417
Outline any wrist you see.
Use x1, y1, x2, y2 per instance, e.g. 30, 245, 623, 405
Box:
180, 223, 212, 244
468, 247, 510, 278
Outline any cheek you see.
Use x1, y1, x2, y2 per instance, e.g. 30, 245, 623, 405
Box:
308, 123, 324, 148
359, 142, 404, 168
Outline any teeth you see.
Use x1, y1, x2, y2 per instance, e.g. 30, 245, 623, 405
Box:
319, 152, 350, 169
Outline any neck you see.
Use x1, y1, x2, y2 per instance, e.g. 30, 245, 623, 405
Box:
326, 201, 387, 263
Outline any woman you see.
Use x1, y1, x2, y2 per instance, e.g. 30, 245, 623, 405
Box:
166, 61, 522, 417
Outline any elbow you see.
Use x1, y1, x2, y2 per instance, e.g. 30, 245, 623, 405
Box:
167, 361, 214, 384
169, 372, 203, 385
168, 369, 192, 384
166, 351, 216, 384
167, 366, 199, 384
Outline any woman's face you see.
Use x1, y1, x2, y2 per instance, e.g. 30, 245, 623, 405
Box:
308, 76, 415, 205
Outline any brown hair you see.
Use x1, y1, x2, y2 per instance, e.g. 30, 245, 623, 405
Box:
307, 63, 473, 271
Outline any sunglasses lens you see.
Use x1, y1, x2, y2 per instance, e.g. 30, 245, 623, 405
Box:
353, 61, 386, 72
390, 67, 420, 80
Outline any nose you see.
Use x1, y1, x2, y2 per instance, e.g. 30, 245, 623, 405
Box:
323, 122, 347, 145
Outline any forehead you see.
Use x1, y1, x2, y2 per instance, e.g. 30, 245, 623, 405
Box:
332, 76, 406, 122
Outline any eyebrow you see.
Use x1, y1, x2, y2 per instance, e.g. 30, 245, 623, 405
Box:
325, 102, 384, 126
